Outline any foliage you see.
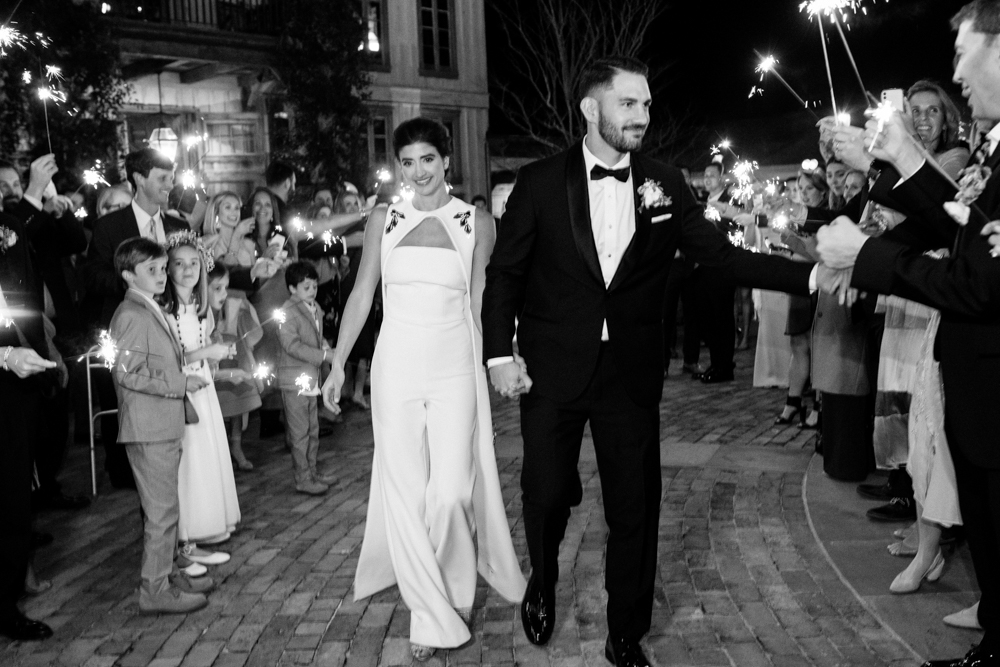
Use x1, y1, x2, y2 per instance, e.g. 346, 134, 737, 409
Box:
273, 0, 371, 188
488, 0, 701, 162
0, 0, 130, 184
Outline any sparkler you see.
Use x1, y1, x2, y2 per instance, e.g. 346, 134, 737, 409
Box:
74, 207, 87, 220
867, 100, 894, 151
180, 169, 197, 189
400, 185, 415, 202
73, 160, 110, 194
237, 308, 287, 342
752, 50, 815, 116
252, 362, 273, 384
95, 330, 118, 369
0, 24, 26, 56
295, 373, 315, 396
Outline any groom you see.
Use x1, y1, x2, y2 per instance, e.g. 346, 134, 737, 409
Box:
482, 56, 823, 667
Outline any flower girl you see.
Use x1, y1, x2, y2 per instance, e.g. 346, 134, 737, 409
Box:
207, 263, 263, 470
162, 232, 241, 565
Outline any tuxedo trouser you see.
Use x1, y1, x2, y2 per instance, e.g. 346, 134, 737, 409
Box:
520, 343, 661, 641
662, 260, 701, 366
820, 393, 874, 482
0, 382, 38, 621
697, 266, 735, 370
125, 439, 182, 601
950, 442, 1000, 648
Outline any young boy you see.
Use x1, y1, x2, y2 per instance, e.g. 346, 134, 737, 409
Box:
278, 261, 338, 495
109, 237, 215, 613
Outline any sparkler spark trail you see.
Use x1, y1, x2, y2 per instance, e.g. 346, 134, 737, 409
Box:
273, 309, 287, 326
180, 169, 197, 189
751, 50, 815, 115
867, 100, 895, 151
295, 373, 314, 395
96, 330, 119, 369
44, 64, 61, 81
252, 363, 273, 384
0, 24, 26, 56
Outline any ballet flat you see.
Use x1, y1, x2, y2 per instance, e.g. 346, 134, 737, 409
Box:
890, 550, 944, 594
410, 643, 435, 662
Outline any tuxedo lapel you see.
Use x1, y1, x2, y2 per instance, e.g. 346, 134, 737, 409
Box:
566, 144, 604, 285
607, 155, 649, 292
293, 299, 321, 343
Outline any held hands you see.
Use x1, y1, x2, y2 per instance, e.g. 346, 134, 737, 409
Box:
489, 353, 533, 400
816, 217, 868, 269
5, 347, 57, 379
816, 264, 859, 307
322, 363, 346, 413
829, 125, 872, 172
185, 374, 210, 393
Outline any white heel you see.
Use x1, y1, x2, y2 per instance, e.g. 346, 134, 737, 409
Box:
890, 550, 944, 594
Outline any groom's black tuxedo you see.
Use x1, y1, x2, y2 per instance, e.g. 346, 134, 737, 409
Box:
484, 143, 812, 406
483, 142, 812, 641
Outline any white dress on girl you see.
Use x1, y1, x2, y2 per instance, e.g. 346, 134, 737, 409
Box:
353, 197, 526, 648
172, 303, 241, 542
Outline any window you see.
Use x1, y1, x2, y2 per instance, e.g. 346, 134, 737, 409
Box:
206, 121, 257, 156
360, 0, 389, 70
418, 0, 456, 77
367, 112, 392, 172
424, 110, 461, 184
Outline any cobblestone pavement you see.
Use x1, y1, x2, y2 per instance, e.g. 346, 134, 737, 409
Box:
0, 349, 952, 666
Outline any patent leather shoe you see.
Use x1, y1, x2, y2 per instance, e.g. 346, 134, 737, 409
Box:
0, 611, 53, 641
605, 636, 651, 667
520, 575, 555, 646
923, 642, 1000, 666
699, 366, 734, 384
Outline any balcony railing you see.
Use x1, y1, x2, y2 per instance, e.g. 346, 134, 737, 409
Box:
109, 0, 284, 36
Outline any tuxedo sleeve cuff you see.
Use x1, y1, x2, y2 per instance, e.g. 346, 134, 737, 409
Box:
487, 356, 515, 369
22, 195, 43, 212
852, 237, 901, 294
808, 264, 818, 293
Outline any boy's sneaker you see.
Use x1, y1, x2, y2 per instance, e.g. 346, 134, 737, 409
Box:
139, 587, 208, 615
296, 480, 329, 495
169, 573, 216, 595
313, 470, 338, 485
179, 542, 230, 565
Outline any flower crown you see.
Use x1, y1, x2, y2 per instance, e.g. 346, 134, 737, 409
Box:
165, 230, 215, 272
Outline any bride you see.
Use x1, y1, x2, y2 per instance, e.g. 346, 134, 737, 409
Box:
322, 117, 525, 660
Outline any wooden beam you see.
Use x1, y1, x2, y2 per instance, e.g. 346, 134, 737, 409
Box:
121, 58, 171, 80
180, 63, 223, 84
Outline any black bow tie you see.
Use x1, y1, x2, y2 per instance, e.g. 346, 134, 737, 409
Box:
590, 164, 630, 182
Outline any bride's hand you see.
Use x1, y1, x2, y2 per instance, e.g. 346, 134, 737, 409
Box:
322, 364, 346, 412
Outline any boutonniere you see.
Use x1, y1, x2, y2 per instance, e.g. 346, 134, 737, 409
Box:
944, 164, 991, 226
386, 209, 404, 233
637, 179, 670, 212
0, 225, 17, 253
454, 210, 472, 234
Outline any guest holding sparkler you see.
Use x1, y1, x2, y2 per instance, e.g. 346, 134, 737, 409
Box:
208, 263, 262, 471
0, 210, 58, 640
277, 261, 338, 495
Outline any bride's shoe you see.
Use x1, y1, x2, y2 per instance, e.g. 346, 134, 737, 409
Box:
890, 549, 945, 594
410, 643, 435, 662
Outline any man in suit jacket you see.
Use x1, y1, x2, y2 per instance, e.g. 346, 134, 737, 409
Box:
482, 57, 820, 667
80, 148, 188, 488
817, 6, 1000, 665
0, 211, 57, 641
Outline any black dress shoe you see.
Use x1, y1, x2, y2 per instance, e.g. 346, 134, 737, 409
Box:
521, 575, 555, 646
39, 492, 91, 511
923, 642, 999, 666
605, 636, 651, 667
857, 481, 895, 501
700, 366, 734, 384
0, 611, 53, 641
867, 497, 917, 522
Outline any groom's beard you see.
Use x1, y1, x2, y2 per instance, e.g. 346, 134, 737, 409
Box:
598, 113, 646, 153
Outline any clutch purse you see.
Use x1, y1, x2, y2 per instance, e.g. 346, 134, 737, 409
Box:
184, 395, 200, 424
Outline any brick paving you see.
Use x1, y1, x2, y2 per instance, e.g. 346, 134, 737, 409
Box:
0, 348, 940, 666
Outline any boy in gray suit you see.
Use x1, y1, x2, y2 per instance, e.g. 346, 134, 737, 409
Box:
110, 238, 215, 613
278, 261, 338, 495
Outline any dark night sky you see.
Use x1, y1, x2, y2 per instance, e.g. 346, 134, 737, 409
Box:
486, 0, 971, 165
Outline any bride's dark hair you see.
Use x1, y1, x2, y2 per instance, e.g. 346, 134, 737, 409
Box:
578, 56, 649, 101
393, 117, 452, 159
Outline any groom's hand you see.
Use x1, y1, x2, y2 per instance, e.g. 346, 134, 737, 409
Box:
490, 360, 531, 400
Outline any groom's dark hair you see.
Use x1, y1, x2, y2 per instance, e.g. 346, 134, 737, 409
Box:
578, 56, 649, 101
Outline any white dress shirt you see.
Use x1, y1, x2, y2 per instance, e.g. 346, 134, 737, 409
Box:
132, 200, 165, 243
